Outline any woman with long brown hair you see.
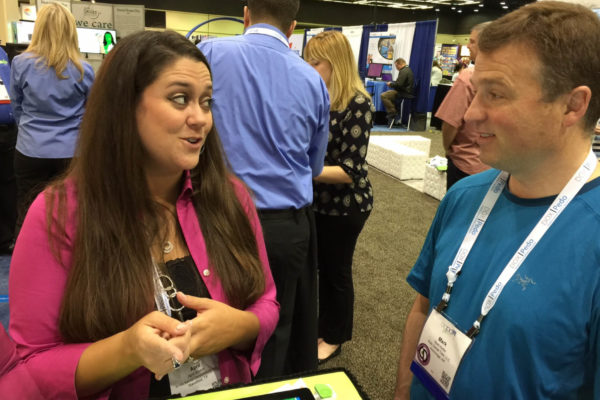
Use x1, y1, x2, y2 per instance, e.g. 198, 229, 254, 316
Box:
8, 30, 278, 399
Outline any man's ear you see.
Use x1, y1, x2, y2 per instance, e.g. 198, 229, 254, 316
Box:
563, 86, 591, 128
243, 6, 251, 29
285, 20, 297, 38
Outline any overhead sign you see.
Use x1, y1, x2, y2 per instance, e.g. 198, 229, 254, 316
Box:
113, 5, 145, 38
71, 1, 114, 30
36, 0, 71, 11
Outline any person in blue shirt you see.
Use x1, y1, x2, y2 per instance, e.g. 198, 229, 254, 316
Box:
394, 2, 600, 399
198, 0, 330, 378
9, 3, 94, 237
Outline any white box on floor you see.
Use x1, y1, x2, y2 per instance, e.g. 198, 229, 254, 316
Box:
423, 163, 447, 201
370, 134, 431, 155
367, 137, 427, 180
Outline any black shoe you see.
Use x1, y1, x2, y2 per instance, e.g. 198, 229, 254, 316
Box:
318, 345, 342, 365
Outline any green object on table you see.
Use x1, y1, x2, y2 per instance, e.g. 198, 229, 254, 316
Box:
314, 383, 332, 398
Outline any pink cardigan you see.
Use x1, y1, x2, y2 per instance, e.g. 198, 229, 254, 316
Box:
8, 174, 279, 399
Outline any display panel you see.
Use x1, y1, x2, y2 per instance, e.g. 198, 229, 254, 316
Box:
14, 20, 35, 44
77, 28, 117, 54
366, 62, 384, 79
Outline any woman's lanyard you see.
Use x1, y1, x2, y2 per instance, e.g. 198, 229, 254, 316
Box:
244, 27, 289, 47
436, 148, 597, 338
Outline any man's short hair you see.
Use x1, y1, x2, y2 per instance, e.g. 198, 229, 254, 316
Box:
247, 0, 299, 32
478, 1, 600, 132
395, 58, 406, 65
471, 21, 491, 34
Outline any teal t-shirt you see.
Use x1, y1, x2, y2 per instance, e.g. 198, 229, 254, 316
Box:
408, 169, 600, 399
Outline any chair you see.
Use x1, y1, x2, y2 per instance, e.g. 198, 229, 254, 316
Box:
389, 79, 418, 129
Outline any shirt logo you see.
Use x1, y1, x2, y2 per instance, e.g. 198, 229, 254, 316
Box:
513, 274, 536, 291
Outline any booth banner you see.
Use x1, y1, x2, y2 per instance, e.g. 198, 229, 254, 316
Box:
289, 33, 304, 56
36, 0, 71, 10
440, 44, 459, 76
113, 5, 145, 38
342, 25, 363, 67
368, 32, 395, 65
306, 28, 325, 45
72, 1, 114, 30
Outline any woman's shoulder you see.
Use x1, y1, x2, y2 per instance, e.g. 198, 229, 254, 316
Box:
349, 92, 373, 111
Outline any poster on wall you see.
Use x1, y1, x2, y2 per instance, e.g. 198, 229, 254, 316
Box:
71, 1, 114, 30
289, 33, 304, 57
113, 5, 145, 38
36, 0, 71, 10
20, 4, 37, 20
367, 33, 395, 65
439, 44, 459, 76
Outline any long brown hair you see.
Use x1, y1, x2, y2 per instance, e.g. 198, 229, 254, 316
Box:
47, 30, 265, 343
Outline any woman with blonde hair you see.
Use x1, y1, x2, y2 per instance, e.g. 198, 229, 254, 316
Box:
9, 3, 94, 237
304, 30, 374, 363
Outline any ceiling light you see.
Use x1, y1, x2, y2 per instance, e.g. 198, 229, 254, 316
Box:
474, 8, 479, 12
502, 5, 509, 9
458, 9, 462, 13
451, 6, 456, 9
479, 4, 484, 7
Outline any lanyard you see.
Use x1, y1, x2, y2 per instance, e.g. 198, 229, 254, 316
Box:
244, 27, 289, 47
436, 148, 597, 338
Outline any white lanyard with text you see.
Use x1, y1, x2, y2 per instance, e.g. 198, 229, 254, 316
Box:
436, 148, 597, 338
244, 27, 289, 47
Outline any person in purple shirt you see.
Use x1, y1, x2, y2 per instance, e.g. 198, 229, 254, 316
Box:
8, 30, 278, 399
198, 0, 329, 378
9, 3, 94, 237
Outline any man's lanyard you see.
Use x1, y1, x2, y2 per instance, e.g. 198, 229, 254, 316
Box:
244, 27, 289, 47
436, 148, 597, 338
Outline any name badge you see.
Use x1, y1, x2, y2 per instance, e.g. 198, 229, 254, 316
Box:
168, 355, 221, 396
410, 309, 472, 399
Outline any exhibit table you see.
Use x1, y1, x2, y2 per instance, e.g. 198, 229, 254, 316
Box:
175, 368, 367, 400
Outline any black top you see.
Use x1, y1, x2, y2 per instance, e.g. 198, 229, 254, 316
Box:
148, 255, 210, 398
390, 65, 414, 97
313, 93, 374, 216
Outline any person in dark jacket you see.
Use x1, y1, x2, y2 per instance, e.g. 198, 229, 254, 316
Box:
381, 57, 414, 119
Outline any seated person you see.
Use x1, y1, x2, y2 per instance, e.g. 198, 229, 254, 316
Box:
381, 57, 414, 120
8, 30, 278, 399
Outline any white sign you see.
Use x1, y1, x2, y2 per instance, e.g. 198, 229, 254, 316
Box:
36, 0, 71, 11
113, 5, 145, 38
20, 4, 37, 21
289, 33, 304, 57
368, 32, 396, 64
71, 1, 114, 30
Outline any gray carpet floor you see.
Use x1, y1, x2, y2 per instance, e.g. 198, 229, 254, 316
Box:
0, 128, 444, 398
316, 128, 444, 399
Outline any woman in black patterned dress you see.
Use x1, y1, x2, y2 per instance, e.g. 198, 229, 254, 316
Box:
304, 30, 374, 363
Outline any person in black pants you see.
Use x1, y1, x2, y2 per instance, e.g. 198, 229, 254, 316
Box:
0, 124, 17, 254
304, 30, 374, 363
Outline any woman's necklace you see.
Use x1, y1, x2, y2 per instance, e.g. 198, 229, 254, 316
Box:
163, 240, 174, 254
